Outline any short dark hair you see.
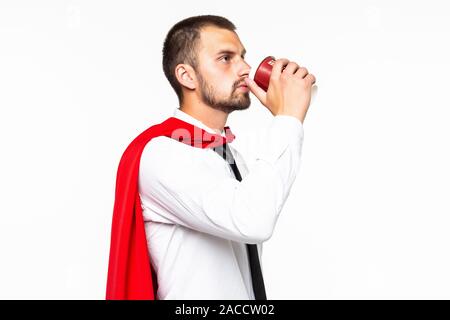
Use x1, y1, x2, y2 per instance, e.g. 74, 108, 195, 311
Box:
162, 15, 236, 105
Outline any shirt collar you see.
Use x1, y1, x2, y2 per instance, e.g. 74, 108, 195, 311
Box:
173, 107, 226, 138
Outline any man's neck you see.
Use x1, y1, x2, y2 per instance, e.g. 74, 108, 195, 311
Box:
179, 103, 228, 135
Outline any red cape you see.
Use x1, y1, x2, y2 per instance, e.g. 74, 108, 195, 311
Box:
106, 116, 235, 300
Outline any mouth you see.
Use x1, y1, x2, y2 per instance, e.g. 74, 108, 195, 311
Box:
236, 82, 249, 91
237, 86, 249, 93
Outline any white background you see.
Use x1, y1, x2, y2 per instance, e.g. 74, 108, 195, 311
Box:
0, 0, 449, 299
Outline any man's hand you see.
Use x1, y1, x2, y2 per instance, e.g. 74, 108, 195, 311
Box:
245, 58, 316, 123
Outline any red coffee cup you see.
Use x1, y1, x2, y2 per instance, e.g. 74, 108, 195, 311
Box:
253, 56, 317, 104
254, 56, 276, 92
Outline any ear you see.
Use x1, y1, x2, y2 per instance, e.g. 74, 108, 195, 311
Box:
175, 64, 197, 90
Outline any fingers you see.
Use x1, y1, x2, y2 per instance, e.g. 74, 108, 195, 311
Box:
270, 58, 290, 81
244, 77, 266, 104
283, 62, 300, 75
304, 73, 316, 85
276, 60, 315, 85
293, 66, 316, 86
294, 67, 309, 79
271, 58, 316, 87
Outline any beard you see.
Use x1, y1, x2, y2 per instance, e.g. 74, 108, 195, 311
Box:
196, 72, 251, 114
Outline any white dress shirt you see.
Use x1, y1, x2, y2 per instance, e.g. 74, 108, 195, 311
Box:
138, 107, 304, 299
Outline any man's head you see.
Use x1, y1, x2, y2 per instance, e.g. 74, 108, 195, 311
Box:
162, 15, 251, 113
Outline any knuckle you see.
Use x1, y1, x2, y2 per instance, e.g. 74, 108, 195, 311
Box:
275, 58, 289, 67
280, 72, 289, 80
296, 66, 307, 74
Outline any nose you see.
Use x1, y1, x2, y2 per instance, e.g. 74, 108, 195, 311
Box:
238, 59, 251, 78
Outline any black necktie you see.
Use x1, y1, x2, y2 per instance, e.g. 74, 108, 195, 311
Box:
212, 143, 267, 300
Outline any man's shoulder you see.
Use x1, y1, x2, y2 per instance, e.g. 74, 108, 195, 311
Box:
141, 135, 183, 163
139, 135, 209, 175
143, 134, 193, 154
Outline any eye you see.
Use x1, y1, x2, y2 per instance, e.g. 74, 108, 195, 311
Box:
220, 55, 230, 62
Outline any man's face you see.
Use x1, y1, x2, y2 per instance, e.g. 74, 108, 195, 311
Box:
194, 26, 251, 113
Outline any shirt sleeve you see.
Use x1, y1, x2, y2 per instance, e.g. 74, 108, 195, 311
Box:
138, 115, 304, 244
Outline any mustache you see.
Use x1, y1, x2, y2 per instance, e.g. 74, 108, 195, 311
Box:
233, 79, 248, 90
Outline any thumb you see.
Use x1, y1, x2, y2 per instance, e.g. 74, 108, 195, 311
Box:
244, 77, 266, 105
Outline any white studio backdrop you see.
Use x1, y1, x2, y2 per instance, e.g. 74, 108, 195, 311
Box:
0, 0, 449, 299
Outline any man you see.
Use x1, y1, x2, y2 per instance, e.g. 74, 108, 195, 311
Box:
106, 15, 316, 300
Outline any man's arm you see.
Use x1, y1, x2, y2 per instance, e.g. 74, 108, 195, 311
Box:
138, 115, 304, 244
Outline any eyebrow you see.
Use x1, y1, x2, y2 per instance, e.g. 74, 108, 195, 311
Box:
216, 48, 247, 57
